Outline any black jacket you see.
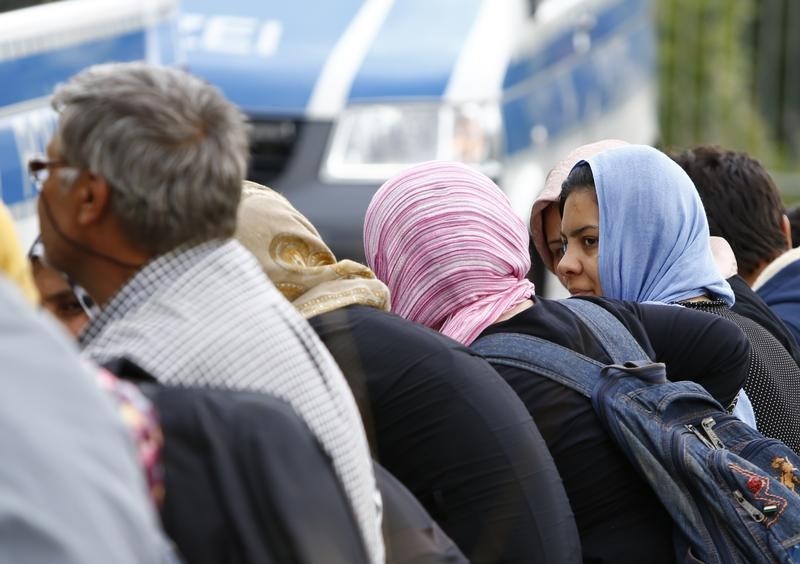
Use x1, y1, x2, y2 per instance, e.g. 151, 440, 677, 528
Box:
106, 358, 368, 564
728, 274, 800, 365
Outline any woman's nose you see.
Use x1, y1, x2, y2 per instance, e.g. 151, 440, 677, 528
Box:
557, 246, 580, 278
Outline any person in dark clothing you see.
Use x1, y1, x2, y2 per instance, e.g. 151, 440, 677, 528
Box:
479, 296, 748, 563
727, 273, 800, 364
235, 182, 581, 564
308, 305, 578, 563
669, 145, 791, 286
108, 357, 467, 564
558, 145, 800, 450
104, 358, 370, 564
363, 161, 751, 563
671, 145, 800, 349
373, 464, 468, 564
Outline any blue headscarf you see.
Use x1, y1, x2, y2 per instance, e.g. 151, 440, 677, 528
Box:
585, 144, 734, 306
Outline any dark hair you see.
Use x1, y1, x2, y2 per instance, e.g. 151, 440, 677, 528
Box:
671, 145, 787, 277
787, 205, 800, 248
558, 162, 596, 217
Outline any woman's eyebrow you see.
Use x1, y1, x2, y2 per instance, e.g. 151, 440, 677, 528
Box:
564, 225, 599, 238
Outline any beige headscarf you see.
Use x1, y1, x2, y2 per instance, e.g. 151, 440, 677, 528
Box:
235, 181, 390, 318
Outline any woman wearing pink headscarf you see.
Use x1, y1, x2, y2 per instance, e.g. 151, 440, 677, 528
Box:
364, 161, 751, 563
237, 182, 580, 564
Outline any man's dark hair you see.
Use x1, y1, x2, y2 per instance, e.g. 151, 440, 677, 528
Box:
558, 162, 596, 217
671, 145, 787, 278
787, 205, 800, 249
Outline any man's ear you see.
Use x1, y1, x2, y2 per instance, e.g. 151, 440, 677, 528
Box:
781, 214, 793, 250
76, 173, 112, 226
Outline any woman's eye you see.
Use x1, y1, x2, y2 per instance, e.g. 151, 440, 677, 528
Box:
56, 299, 85, 317
582, 237, 597, 248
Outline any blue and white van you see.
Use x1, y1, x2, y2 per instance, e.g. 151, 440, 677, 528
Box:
180, 0, 657, 266
0, 0, 179, 249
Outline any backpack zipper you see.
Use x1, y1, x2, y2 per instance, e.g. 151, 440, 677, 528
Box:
686, 424, 716, 450
732, 490, 766, 522
701, 417, 725, 449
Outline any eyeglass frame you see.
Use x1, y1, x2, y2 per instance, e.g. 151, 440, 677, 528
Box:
27, 155, 75, 189
26, 234, 97, 318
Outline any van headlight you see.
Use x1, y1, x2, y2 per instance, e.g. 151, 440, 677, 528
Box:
321, 101, 503, 182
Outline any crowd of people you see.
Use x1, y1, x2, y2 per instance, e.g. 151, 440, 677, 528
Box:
4, 61, 800, 563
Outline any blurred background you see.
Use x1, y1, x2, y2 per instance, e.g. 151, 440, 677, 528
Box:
658, 0, 800, 203
2, 0, 798, 265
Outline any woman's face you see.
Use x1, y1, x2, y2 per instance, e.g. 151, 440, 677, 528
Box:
556, 188, 602, 296
32, 261, 90, 338
542, 203, 565, 273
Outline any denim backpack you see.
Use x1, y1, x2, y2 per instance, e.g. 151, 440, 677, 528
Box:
471, 298, 800, 563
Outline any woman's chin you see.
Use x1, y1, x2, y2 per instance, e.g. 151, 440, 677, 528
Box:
569, 289, 597, 297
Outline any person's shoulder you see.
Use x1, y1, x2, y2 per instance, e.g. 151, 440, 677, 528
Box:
548, 295, 656, 323
724, 307, 797, 358
755, 247, 800, 293
158, 241, 291, 320
758, 251, 800, 303
321, 305, 496, 369
338, 305, 477, 354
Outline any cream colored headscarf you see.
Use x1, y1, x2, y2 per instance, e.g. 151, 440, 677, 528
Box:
235, 181, 390, 319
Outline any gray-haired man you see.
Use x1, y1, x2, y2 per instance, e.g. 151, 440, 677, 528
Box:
34, 62, 383, 562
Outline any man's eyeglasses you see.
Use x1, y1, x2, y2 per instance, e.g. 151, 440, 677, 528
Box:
27, 155, 72, 189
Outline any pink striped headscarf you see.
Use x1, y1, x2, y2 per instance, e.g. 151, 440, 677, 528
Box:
364, 161, 535, 346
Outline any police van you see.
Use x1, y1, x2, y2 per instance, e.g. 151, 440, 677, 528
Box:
0, 0, 179, 249
180, 0, 657, 272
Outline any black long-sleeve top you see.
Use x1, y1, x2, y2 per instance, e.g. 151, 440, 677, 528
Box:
310, 305, 582, 564
479, 296, 751, 564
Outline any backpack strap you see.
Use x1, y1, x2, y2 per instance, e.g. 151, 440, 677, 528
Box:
471, 332, 604, 398
472, 299, 655, 398
560, 299, 651, 363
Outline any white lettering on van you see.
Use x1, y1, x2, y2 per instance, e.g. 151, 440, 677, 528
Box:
180, 14, 283, 59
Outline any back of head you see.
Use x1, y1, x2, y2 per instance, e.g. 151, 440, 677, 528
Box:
581, 144, 734, 305
235, 181, 389, 318
52, 62, 250, 255
671, 146, 787, 278
364, 161, 535, 345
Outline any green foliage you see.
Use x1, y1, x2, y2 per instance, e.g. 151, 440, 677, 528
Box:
657, 0, 779, 165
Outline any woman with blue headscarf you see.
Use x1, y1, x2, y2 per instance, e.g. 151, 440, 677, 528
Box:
557, 144, 800, 453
